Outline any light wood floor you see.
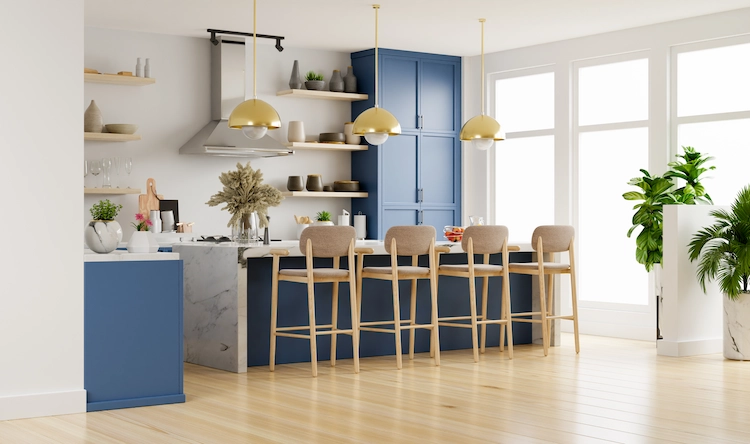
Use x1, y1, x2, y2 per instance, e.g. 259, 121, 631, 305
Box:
2, 335, 750, 443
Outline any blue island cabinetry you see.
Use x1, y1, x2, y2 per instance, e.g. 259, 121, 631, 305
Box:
351, 48, 462, 239
84, 253, 185, 412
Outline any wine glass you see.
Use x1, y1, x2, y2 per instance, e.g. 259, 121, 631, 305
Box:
113, 157, 122, 188
124, 158, 133, 187
90, 160, 101, 188
83, 160, 89, 187
101, 158, 112, 188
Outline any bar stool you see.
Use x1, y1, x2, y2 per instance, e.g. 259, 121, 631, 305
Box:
356, 226, 440, 370
269, 226, 359, 377
437, 225, 514, 362
507, 225, 579, 356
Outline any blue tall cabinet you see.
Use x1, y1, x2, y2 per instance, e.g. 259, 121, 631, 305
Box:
351, 48, 462, 239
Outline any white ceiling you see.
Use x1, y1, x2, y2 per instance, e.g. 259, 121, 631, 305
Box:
85, 0, 750, 56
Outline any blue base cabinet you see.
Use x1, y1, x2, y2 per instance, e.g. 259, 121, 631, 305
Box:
84, 260, 185, 412
351, 48, 462, 239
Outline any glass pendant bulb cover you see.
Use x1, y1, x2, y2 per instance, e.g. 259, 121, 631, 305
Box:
472, 138, 494, 151
364, 132, 389, 145
241, 125, 268, 140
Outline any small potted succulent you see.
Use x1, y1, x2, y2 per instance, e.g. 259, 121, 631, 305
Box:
314, 210, 333, 226
84, 199, 123, 254
304, 71, 325, 91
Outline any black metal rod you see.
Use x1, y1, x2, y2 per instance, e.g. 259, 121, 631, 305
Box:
207, 29, 285, 50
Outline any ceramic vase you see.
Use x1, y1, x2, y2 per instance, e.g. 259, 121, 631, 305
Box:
329, 69, 344, 92
135, 57, 143, 77
343, 66, 357, 93
296, 223, 309, 239
288, 121, 305, 143
287, 176, 304, 191
289, 60, 302, 89
344, 122, 361, 145
306, 174, 323, 191
144, 58, 152, 78
127, 230, 159, 253
84, 100, 104, 133
84, 220, 122, 254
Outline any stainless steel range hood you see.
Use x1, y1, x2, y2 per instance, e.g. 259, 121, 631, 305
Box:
180, 38, 293, 158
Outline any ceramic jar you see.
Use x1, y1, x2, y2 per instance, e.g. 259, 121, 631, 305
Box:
289, 60, 302, 89
126, 230, 159, 253
329, 69, 344, 92
84, 220, 122, 253
306, 174, 323, 191
287, 176, 304, 191
288, 121, 305, 143
296, 223, 309, 239
84, 100, 103, 133
344, 122, 361, 145
343, 66, 357, 93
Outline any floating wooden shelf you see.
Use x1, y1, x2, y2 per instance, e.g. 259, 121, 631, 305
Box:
281, 191, 368, 198
286, 142, 368, 152
276, 89, 368, 101
84, 73, 156, 86
84, 132, 141, 142
84, 188, 142, 195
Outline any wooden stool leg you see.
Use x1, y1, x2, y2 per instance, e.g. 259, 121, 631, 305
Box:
571, 271, 580, 354
547, 273, 554, 351
538, 271, 549, 357
409, 278, 417, 360
307, 279, 318, 377
269, 267, 279, 372
391, 275, 403, 370
349, 272, 360, 374
331, 281, 339, 367
468, 273, 479, 363
430, 270, 441, 367
503, 271, 514, 360
499, 278, 506, 353
480, 276, 489, 354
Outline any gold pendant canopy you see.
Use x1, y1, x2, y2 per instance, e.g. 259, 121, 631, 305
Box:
459, 114, 504, 142
228, 98, 281, 130
352, 107, 401, 137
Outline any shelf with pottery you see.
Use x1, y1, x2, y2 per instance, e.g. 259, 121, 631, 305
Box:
276, 89, 368, 101
84, 73, 156, 86
84, 188, 142, 195
84, 132, 141, 142
285, 142, 367, 152
281, 191, 368, 198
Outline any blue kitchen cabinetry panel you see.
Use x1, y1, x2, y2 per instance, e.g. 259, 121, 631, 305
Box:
84, 260, 185, 412
351, 48, 461, 239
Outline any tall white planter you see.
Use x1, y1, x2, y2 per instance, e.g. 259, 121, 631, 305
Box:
84, 220, 122, 254
724, 293, 750, 360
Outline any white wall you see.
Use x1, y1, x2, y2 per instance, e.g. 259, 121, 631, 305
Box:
84, 28, 355, 241
462, 7, 750, 340
0, 0, 86, 420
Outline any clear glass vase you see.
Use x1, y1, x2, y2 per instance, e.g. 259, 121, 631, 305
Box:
232, 212, 259, 245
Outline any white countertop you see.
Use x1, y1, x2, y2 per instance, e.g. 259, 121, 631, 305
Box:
173, 240, 533, 258
84, 250, 180, 262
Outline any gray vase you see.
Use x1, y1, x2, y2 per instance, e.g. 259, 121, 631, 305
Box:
289, 60, 302, 89
329, 69, 344, 92
343, 66, 357, 93
84, 99, 103, 133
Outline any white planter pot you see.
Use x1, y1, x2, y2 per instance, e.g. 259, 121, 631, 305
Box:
724, 293, 750, 360
84, 220, 122, 254
127, 230, 159, 253
314, 221, 334, 227
296, 224, 310, 239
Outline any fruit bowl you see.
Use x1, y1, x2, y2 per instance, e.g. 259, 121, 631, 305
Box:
444, 226, 465, 243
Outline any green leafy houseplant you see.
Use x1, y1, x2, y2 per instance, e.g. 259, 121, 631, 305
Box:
305, 71, 323, 81
206, 162, 283, 228
623, 146, 715, 271
688, 185, 750, 300
90, 199, 122, 221
316, 211, 331, 222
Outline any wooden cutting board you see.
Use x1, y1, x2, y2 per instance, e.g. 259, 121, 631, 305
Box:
139, 178, 164, 218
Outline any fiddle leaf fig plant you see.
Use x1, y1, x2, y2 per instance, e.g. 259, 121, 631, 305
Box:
624, 146, 715, 272
688, 185, 750, 300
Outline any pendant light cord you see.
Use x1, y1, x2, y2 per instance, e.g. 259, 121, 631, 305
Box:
374, 4, 380, 108
480, 18, 485, 116
253, 0, 258, 99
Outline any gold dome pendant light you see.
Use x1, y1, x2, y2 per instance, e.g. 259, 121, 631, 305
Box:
352, 4, 401, 146
459, 18, 504, 150
228, 0, 281, 140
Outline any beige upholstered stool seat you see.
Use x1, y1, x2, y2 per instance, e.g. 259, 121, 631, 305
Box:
436, 225, 514, 362
507, 262, 570, 272
438, 263, 504, 275
278, 268, 350, 279
363, 266, 431, 277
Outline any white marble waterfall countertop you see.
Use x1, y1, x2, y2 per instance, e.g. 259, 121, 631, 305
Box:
84, 250, 180, 262
173, 240, 533, 258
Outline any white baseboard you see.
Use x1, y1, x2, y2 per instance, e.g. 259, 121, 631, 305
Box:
657, 338, 722, 357
562, 321, 656, 342
0, 389, 86, 421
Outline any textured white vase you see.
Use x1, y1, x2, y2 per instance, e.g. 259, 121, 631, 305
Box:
84, 100, 103, 133
288, 121, 305, 143
296, 223, 309, 239
84, 220, 122, 254
344, 122, 361, 145
724, 293, 750, 360
127, 230, 159, 253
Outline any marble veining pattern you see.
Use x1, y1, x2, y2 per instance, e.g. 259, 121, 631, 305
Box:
724, 294, 750, 360
175, 244, 247, 373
